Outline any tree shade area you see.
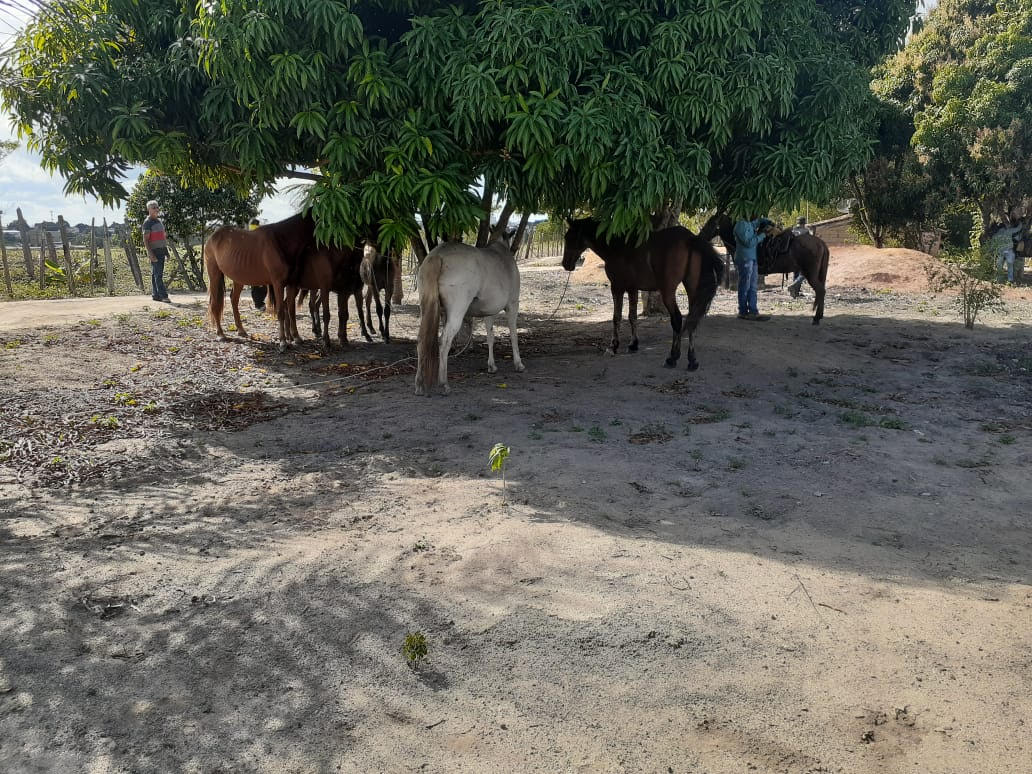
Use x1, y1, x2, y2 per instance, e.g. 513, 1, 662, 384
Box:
0, 1, 915, 249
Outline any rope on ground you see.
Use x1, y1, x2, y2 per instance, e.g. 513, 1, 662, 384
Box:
542, 271, 572, 322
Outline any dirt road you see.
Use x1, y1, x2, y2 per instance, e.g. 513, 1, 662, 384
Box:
1, 266, 1029, 773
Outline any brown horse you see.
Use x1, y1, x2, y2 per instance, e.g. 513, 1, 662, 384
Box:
562, 218, 724, 370
204, 214, 316, 351
360, 245, 397, 342
701, 213, 830, 324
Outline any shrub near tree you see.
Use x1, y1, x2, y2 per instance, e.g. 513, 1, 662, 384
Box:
1, 1, 915, 251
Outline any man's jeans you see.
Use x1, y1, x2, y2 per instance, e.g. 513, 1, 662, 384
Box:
150, 249, 169, 300
1000, 249, 1015, 283
736, 260, 758, 315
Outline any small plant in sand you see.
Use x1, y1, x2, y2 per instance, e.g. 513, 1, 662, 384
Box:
489, 442, 510, 492
926, 248, 1005, 330
402, 631, 429, 665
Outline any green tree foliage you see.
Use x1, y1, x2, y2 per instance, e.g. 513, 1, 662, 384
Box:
848, 98, 935, 247
875, 0, 1032, 231
0, 139, 15, 163
1, 1, 914, 248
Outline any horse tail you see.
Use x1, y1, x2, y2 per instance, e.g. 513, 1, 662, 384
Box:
416, 251, 444, 390
205, 242, 226, 328
814, 239, 830, 312
692, 234, 724, 314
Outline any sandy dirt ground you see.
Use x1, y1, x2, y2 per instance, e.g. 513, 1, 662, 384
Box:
1, 247, 1030, 774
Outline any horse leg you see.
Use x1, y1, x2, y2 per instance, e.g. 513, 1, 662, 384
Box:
373, 289, 386, 340
309, 290, 321, 337
383, 292, 391, 343
485, 315, 497, 374
663, 289, 683, 368
507, 301, 525, 373
320, 288, 331, 351
357, 289, 373, 342
437, 308, 464, 396
287, 287, 304, 344
627, 289, 639, 352
608, 285, 624, 354
230, 283, 248, 339
364, 286, 374, 332
272, 284, 288, 353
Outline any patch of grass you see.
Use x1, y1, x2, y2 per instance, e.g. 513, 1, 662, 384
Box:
141, 401, 159, 413
3, 339, 22, 350
684, 407, 731, 424
786, 366, 799, 378
840, 410, 875, 428
629, 423, 673, 444
609, 418, 622, 427
464, 413, 481, 422
981, 422, 1006, 433
89, 415, 120, 429
412, 539, 431, 552
569, 425, 584, 432
588, 426, 607, 442
168, 346, 180, 354
727, 456, 747, 471
112, 392, 137, 406
115, 313, 133, 325
878, 417, 908, 430
689, 449, 703, 461
968, 361, 1004, 377
86, 318, 102, 326
402, 632, 428, 665
153, 309, 171, 319
998, 435, 1016, 445
42, 333, 59, 346
527, 430, 543, 441
773, 404, 799, 418
176, 315, 205, 328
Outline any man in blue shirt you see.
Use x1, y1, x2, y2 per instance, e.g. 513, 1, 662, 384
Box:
733, 215, 772, 321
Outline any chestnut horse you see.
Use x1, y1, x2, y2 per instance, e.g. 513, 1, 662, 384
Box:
205, 214, 316, 351
701, 213, 830, 324
562, 218, 724, 371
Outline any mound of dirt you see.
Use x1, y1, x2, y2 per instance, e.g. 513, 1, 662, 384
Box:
827, 245, 935, 292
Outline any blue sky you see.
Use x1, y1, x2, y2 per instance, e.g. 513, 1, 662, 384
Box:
1, 1, 937, 227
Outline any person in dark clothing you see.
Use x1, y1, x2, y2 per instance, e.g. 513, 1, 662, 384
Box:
141, 200, 171, 302
247, 218, 269, 310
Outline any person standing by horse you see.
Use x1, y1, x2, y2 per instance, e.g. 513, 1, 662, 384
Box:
787, 216, 812, 298
141, 200, 171, 303
247, 218, 270, 310
733, 215, 772, 321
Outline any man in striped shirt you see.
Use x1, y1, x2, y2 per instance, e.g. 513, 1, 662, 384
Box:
141, 200, 171, 302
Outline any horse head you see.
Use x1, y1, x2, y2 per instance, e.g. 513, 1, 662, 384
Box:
562, 218, 595, 271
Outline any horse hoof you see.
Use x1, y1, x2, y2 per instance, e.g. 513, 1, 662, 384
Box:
604, 348, 616, 358
384, 336, 391, 344
664, 358, 677, 368
686, 360, 700, 372
364, 335, 373, 343
514, 362, 525, 373
488, 365, 498, 374
278, 344, 287, 354
628, 341, 639, 352
812, 319, 820, 326
440, 384, 451, 396
415, 385, 425, 397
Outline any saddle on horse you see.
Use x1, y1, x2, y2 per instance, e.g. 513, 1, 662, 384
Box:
758, 229, 795, 274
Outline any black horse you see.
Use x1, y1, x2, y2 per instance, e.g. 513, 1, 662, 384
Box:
701, 213, 830, 324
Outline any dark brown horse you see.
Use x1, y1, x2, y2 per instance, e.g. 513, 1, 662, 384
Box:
701, 213, 830, 324
562, 219, 724, 370
300, 248, 373, 347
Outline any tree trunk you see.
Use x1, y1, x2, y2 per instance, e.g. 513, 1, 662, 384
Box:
391, 253, 403, 303
511, 211, 532, 255
475, 183, 494, 247
57, 216, 77, 295
489, 200, 516, 242
103, 218, 115, 295
849, 174, 880, 248
410, 234, 428, 265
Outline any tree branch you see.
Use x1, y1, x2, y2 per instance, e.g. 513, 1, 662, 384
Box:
476, 182, 494, 247
489, 200, 516, 242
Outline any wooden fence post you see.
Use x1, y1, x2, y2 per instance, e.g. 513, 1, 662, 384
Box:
167, 241, 196, 291
15, 208, 35, 279
120, 228, 144, 291
38, 227, 46, 291
43, 230, 58, 292
57, 216, 77, 295
102, 218, 114, 295
89, 217, 98, 289
0, 227, 13, 297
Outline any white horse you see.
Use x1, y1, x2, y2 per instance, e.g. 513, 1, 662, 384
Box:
414, 238, 525, 395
